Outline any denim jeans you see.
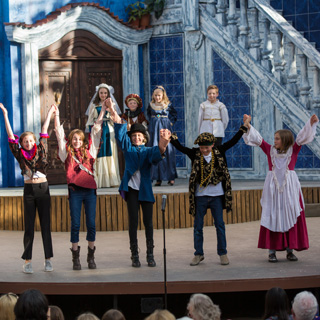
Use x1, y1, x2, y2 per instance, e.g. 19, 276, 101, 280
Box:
68, 187, 97, 243
194, 195, 227, 256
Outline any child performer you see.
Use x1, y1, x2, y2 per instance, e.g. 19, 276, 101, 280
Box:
147, 85, 177, 186
121, 93, 148, 131
0, 103, 54, 274
85, 83, 121, 188
54, 103, 107, 270
105, 100, 170, 268
170, 117, 249, 266
198, 85, 229, 146
243, 114, 319, 262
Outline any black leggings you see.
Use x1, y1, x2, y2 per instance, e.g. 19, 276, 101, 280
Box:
22, 182, 53, 260
127, 187, 154, 244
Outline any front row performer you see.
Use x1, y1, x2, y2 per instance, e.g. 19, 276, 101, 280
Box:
243, 114, 319, 263
171, 116, 250, 266
0, 103, 54, 274
54, 104, 106, 270
105, 98, 171, 268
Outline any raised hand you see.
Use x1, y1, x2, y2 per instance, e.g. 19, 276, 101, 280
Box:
243, 114, 251, 128
0, 103, 8, 116
310, 114, 319, 126
160, 129, 171, 140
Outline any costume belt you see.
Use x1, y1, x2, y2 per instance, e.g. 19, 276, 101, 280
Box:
203, 118, 221, 122
152, 115, 168, 118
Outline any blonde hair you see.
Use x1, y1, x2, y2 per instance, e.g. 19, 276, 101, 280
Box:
77, 312, 99, 320
188, 293, 221, 320
102, 309, 126, 320
207, 85, 219, 93
274, 129, 294, 153
151, 86, 170, 105
67, 129, 89, 162
144, 309, 176, 320
0, 293, 18, 320
19, 131, 36, 146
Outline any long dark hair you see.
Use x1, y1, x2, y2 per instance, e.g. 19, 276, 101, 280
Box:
262, 287, 290, 320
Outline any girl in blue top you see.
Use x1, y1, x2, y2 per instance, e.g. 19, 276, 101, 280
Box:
105, 98, 170, 268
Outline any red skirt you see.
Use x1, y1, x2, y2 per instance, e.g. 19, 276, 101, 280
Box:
258, 203, 309, 251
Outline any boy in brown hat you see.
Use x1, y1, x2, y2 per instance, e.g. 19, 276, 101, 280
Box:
170, 118, 249, 266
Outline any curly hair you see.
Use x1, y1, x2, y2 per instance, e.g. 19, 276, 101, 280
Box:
292, 291, 318, 320
188, 294, 221, 320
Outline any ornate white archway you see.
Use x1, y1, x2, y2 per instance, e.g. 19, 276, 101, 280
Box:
5, 4, 153, 133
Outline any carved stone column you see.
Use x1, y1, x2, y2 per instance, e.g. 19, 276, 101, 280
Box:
227, 0, 238, 39
239, 0, 249, 49
216, 0, 227, 26
261, 16, 273, 72
286, 40, 299, 97
298, 53, 311, 109
272, 26, 286, 85
248, 5, 261, 61
311, 65, 320, 116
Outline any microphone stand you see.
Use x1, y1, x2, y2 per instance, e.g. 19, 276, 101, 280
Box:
161, 195, 167, 309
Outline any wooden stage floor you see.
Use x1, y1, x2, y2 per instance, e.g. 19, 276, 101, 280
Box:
1, 218, 320, 295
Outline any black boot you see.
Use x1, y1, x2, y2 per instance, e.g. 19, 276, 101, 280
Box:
87, 246, 97, 269
70, 246, 81, 270
130, 242, 141, 268
146, 239, 156, 267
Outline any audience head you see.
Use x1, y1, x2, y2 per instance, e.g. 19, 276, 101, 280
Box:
263, 287, 290, 320
14, 289, 48, 320
77, 312, 100, 320
49, 305, 65, 320
0, 292, 19, 320
145, 309, 176, 320
187, 293, 221, 320
292, 291, 318, 320
102, 309, 126, 320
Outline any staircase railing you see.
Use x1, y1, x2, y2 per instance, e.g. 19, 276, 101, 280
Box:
202, 0, 320, 115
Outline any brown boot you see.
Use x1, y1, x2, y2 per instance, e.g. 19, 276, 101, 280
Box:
87, 246, 97, 269
70, 246, 81, 270
146, 239, 156, 267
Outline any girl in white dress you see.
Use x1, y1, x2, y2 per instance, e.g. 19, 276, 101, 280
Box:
85, 84, 121, 188
243, 114, 319, 263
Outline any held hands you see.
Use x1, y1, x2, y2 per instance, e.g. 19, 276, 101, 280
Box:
310, 114, 319, 126
103, 98, 114, 114
160, 129, 171, 141
243, 114, 251, 128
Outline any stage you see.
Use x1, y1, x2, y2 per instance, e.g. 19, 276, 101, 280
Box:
1, 218, 319, 295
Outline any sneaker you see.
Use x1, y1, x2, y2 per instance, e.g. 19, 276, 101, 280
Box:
287, 252, 298, 261
220, 254, 229, 265
23, 262, 33, 274
268, 253, 278, 263
190, 255, 204, 266
44, 259, 53, 272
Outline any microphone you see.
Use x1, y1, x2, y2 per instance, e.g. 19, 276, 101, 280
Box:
161, 195, 167, 211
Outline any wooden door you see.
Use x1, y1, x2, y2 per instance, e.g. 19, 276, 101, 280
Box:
39, 30, 123, 184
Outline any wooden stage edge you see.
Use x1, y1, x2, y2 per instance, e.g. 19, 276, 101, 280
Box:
1, 276, 320, 295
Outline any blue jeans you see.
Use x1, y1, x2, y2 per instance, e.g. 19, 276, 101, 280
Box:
68, 187, 97, 243
194, 195, 227, 256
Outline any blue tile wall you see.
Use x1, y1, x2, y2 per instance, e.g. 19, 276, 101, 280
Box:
270, 0, 320, 51
149, 35, 186, 168
283, 123, 320, 169
212, 50, 252, 169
